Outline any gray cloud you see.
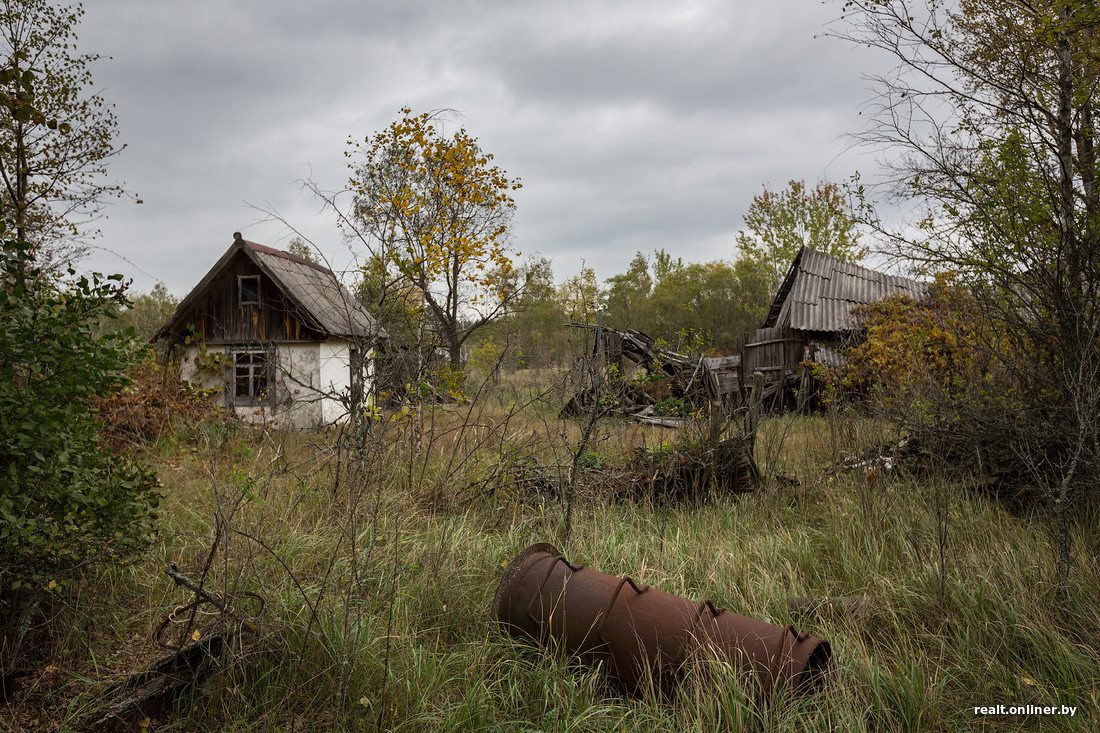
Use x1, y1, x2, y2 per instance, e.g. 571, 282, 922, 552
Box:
69, 0, 891, 295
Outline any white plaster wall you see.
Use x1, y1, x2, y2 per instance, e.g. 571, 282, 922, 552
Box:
178, 342, 324, 428
319, 340, 351, 425
179, 344, 227, 399
275, 343, 323, 429
318, 339, 377, 425
177, 340, 371, 429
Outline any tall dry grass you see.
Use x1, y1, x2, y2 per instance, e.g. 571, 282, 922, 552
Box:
3, 375, 1098, 731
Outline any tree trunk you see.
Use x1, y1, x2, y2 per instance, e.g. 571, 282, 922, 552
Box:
448, 334, 462, 369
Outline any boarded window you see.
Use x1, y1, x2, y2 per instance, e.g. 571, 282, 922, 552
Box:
233, 349, 268, 403
239, 275, 260, 306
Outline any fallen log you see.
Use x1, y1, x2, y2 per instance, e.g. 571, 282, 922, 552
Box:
77, 631, 231, 731
632, 406, 685, 429
76, 564, 263, 731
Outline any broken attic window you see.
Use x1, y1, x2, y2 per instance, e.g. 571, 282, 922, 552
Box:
239, 275, 260, 306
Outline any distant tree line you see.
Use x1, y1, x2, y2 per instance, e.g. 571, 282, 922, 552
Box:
452, 178, 864, 372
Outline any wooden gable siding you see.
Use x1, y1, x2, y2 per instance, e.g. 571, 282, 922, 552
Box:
173, 252, 324, 343
741, 326, 807, 381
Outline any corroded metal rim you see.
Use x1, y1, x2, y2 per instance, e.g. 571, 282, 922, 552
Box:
492, 542, 559, 628
799, 639, 832, 691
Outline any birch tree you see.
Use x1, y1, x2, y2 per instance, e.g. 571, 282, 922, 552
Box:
834, 0, 1100, 593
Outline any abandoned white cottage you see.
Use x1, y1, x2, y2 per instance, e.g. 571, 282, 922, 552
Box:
154, 233, 383, 428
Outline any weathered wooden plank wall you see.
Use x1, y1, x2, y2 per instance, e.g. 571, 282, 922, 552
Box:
741, 326, 806, 382
167, 252, 324, 344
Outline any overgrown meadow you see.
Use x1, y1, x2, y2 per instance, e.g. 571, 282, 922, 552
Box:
4, 369, 1099, 732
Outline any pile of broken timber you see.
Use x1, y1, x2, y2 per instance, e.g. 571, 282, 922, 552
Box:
560, 324, 743, 425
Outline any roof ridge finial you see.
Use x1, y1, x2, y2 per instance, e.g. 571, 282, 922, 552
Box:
233, 231, 243, 243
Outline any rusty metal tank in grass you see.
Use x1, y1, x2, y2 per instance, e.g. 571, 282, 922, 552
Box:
493, 543, 832, 697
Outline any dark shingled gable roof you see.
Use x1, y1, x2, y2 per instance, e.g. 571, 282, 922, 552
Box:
763, 247, 927, 333
155, 234, 382, 341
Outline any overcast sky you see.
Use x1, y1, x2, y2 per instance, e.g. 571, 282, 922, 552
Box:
71, 0, 893, 296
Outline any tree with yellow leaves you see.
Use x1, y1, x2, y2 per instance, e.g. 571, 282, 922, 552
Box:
348, 108, 522, 367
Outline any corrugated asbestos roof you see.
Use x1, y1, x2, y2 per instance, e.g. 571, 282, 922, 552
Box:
763, 248, 926, 332
244, 242, 380, 338
155, 234, 382, 341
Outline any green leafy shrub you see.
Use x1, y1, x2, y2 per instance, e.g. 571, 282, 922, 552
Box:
652, 396, 692, 417
0, 238, 160, 590
646, 441, 675, 463
581, 450, 604, 470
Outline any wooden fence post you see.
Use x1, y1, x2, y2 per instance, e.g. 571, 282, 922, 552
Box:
747, 371, 765, 456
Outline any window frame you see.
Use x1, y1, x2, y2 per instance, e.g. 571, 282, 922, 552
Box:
229, 346, 271, 406
238, 275, 261, 306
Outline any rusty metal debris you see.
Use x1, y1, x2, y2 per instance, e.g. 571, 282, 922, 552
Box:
494, 543, 831, 697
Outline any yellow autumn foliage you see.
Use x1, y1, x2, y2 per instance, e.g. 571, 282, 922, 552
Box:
348, 108, 523, 365
842, 273, 978, 399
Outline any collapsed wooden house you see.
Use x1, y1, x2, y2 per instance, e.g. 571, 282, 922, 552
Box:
742, 247, 926, 409
561, 325, 743, 426
562, 247, 926, 422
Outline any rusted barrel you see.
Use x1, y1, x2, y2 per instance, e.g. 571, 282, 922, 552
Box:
493, 543, 831, 696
